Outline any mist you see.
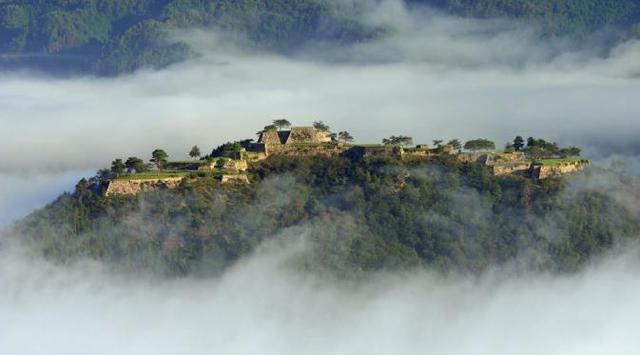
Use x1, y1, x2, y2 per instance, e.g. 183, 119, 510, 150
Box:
1, 1, 640, 173
1, 237, 639, 355
0, 170, 91, 228
2, 1, 640, 353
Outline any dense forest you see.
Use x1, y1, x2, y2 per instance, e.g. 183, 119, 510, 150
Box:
1, 0, 639, 75
13, 154, 640, 277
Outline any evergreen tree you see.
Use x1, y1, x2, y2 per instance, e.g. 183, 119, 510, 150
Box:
151, 149, 168, 169
273, 119, 291, 131
110, 159, 125, 176
513, 136, 525, 151
189, 146, 201, 160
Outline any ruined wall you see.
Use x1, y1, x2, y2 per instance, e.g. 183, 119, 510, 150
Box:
344, 146, 404, 160
488, 152, 526, 164
220, 174, 250, 184
223, 159, 248, 171
275, 144, 346, 156
457, 153, 486, 163
105, 177, 184, 196
258, 130, 282, 146
532, 161, 590, 179
286, 127, 332, 144
491, 162, 532, 176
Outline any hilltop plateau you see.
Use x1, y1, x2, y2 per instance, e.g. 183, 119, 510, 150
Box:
11, 120, 638, 277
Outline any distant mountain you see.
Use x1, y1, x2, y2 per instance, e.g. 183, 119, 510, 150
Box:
418, 0, 640, 35
1, 0, 639, 75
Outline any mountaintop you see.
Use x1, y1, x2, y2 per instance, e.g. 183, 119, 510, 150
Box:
11, 121, 638, 278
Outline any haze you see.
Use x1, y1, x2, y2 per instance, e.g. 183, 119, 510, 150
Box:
1, 1, 639, 354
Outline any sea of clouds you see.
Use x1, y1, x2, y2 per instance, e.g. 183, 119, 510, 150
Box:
1, 1, 640, 353
1, 0, 639, 174
1, 238, 640, 355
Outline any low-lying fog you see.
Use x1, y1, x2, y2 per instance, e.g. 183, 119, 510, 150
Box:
1, 240, 639, 355
1, 1, 639, 353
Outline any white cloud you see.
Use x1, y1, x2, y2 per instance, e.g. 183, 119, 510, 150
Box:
1, 240, 639, 355
1, 2, 639, 172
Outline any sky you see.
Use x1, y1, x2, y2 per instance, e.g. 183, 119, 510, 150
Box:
1, 1, 639, 175
1, 1, 639, 353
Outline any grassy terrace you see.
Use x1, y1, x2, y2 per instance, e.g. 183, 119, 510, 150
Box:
115, 168, 248, 181
115, 170, 190, 181
536, 158, 587, 166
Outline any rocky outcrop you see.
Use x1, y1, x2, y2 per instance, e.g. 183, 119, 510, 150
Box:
105, 177, 184, 196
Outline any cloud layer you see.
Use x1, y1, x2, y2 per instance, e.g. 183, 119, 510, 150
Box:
1, 1, 639, 173
1, 3, 640, 353
1, 239, 639, 355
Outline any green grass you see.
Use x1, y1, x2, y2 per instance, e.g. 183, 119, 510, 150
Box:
116, 170, 190, 181
536, 158, 587, 166
352, 144, 385, 148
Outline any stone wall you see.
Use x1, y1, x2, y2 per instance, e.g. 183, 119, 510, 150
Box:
220, 174, 250, 184
531, 161, 590, 179
105, 177, 184, 196
258, 129, 283, 146
287, 127, 332, 144
491, 162, 532, 176
344, 146, 404, 160
223, 159, 248, 171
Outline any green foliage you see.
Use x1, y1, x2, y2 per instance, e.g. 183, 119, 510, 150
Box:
313, 120, 330, 132
513, 136, 525, 151
14, 154, 640, 277
151, 149, 168, 169
338, 131, 354, 143
2, 0, 640, 74
522, 136, 580, 159
382, 135, 413, 147
116, 170, 189, 180
272, 119, 292, 130
125, 156, 147, 173
0, 0, 375, 74
427, 0, 640, 36
464, 138, 495, 151
189, 145, 201, 159
210, 141, 244, 159
110, 158, 125, 176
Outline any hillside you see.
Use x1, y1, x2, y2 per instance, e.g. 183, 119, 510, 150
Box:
1, 0, 639, 75
12, 126, 639, 277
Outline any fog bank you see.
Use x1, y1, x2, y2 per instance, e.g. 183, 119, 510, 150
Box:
1, 239, 639, 355
0, 170, 91, 228
1, 1, 640, 172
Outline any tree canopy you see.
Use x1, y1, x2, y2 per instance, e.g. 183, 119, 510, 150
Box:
2, 0, 639, 75
273, 119, 292, 131
125, 157, 146, 173
383, 135, 413, 147
313, 121, 330, 132
151, 149, 168, 169
189, 145, 201, 159
464, 139, 496, 152
14, 153, 638, 277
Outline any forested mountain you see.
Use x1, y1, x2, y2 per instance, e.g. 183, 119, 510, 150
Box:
1, 0, 639, 75
426, 0, 640, 35
14, 154, 640, 277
